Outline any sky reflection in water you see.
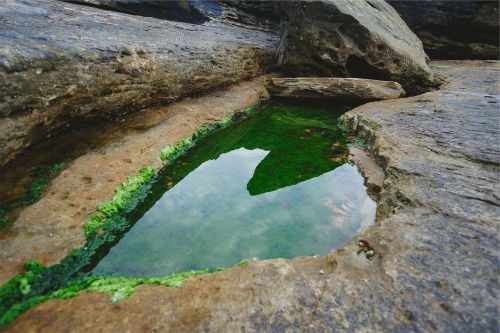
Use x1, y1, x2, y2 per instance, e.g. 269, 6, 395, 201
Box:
92, 103, 376, 277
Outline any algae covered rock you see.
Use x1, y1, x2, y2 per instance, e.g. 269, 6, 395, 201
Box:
277, 0, 437, 94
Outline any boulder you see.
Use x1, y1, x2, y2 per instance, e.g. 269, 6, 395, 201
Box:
277, 0, 437, 94
0, 0, 278, 167
387, 0, 499, 59
268, 77, 405, 101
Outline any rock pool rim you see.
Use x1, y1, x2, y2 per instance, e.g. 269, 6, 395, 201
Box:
0, 101, 265, 327
0, 99, 373, 327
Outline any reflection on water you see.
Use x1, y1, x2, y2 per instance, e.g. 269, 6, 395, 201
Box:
92, 103, 376, 277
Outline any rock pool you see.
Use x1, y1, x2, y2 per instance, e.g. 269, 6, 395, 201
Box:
92, 102, 375, 277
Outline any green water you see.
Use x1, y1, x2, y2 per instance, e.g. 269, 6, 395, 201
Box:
91, 102, 375, 277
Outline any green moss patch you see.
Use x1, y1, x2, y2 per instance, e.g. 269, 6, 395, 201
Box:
0, 268, 212, 327
0, 102, 263, 327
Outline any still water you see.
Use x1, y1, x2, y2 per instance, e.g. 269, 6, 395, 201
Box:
92, 102, 375, 277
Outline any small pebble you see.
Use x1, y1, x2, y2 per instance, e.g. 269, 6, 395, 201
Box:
319, 270, 325, 275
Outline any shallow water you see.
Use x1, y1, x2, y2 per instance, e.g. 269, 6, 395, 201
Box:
92, 103, 375, 277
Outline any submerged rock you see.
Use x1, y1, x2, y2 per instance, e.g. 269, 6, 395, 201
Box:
0, 0, 278, 167
277, 0, 437, 94
268, 77, 405, 101
387, 0, 499, 59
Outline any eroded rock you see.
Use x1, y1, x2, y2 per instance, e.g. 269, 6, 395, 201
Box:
388, 0, 499, 59
278, 0, 437, 94
0, 0, 278, 167
6, 61, 499, 333
268, 77, 405, 101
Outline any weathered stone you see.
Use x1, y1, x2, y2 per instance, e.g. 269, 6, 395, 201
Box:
7, 61, 499, 332
277, 0, 437, 94
268, 77, 405, 101
0, 77, 269, 285
388, 0, 499, 60
349, 147, 384, 199
63, 0, 280, 31
63, 0, 210, 23
0, 0, 278, 167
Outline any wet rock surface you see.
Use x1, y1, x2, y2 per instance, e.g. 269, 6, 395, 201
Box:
388, 0, 499, 60
277, 0, 436, 94
7, 61, 499, 332
0, 77, 269, 285
0, 0, 278, 167
268, 77, 405, 101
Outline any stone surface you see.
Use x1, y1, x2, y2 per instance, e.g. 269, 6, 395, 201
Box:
268, 77, 405, 101
0, 77, 269, 285
277, 0, 436, 94
349, 147, 384, 200
0, 0, 278, 167
388, 0, 499, 60
63, 0, 279, 31
7, 61, 499, 332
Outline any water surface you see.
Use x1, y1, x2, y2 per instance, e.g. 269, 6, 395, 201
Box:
92, 103, 375, 277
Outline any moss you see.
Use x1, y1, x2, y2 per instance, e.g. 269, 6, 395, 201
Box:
160, 137, 194, 163
166, 102, 265, 162
83, 214, 106, 237
0, 269, 214, 326
237, 259, 249, 266
0, 102, 262, 326
97, 166, 156, 217
87, 269, 211, 303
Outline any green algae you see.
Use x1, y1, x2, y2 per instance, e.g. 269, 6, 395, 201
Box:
92, 102, 375, 278
0, 100, 376, 326
160, 137, 194, 163
0, 102, 263, 327
0, 268, 212, 327
0, 162, 66, 229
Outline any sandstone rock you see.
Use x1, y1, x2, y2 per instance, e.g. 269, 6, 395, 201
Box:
0, 0, 278, 167
388, 0, 499, 59
7, 61, 499, 333
63, 0, 210, 23
278, 0, 437, 94
268, 77, 405, 101
63, 0, 279, 31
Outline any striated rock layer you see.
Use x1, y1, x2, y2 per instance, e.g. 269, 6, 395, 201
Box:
0, 0, 278, 167
278, 0, 437, 95
268, 77, 405, 101
7, 61, 499, 332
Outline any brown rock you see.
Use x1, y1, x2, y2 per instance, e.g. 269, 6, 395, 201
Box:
6, 60, 499, 333
268, 77, 405, 101
0, 0, 278, 167
0, 77, 269, 285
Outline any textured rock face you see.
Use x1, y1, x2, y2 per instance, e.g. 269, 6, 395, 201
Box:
63, 0, 280, 30
0, 77, 269, 285
7, 61, 499, 332
0, 0, 278, 167
268, 77, 405, 101
388, 0, 499, 59
278, 0, 437, 94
